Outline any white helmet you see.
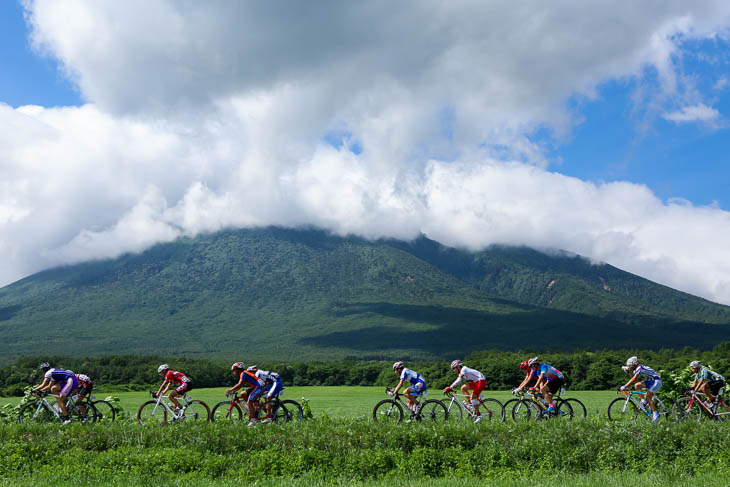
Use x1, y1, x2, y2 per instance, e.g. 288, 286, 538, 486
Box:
690, 360, 701, 369
626, 356, 639, 368
157, 364, 169, 374
527, 356, 539, 367
450, 359, 462, 369
392, 361, 404, 371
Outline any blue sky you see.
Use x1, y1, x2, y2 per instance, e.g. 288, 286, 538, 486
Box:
2, 1, 730, 304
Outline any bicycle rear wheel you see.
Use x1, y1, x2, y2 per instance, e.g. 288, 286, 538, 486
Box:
372, 399, 403, 424
560, 398, 587, 419
673, 397, 702, 422
418, 399, 448, 423
72, 401, 98, 424
91, 400, 116, 424
473, 398, 504, 423
18, 401, 55, 424
607, 397, 638, 422
183, 400, 210, 423
279, 399, 303, 422
138, 400, 167, 426
502, 399, 519, 422
551, 400, 573, 421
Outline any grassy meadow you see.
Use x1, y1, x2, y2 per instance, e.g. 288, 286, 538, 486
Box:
2, 387, 729, 485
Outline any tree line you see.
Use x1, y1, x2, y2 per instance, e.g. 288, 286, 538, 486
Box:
2, 343, 729, 397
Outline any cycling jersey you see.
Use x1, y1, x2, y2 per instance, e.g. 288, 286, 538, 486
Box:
696, 366, 725, 382
633, 365, 660, 381
534, 364, 564, 381
452, 366, 485, 387
256, 370, 284, 399
76, 374, 92, 385
45, 368, 75, 383
400, 368, 424, 386
255, 370, 281, 384
76, 374, 93, 397
164, 370, 191, 384
240, 370, 264, 401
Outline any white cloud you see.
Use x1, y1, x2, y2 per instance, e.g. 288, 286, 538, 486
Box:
663, 103, 721, 123
2, 2, 730, 306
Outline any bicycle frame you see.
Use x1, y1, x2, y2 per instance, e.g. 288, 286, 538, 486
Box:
148, 392, 191, 421
26, 392, 83, 421
443, 391, 494, 417
617, 390, 666, 418
684, 390, 730, 419
386, 387, 421, 415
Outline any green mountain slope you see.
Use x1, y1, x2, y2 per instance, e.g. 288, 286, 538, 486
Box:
0, 226, 729, 362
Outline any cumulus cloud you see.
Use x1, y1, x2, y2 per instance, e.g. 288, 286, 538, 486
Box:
2, 1, 730, 305
663, 103, 721, 123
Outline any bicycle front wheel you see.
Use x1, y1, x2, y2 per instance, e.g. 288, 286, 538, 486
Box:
502, 399, 519, 422
211, 401, 243, 424
440, 399, 462, 423
418, 399, 448, 423
673, 397, 702, 422
607, 397, 638, 422
279, 399, 303, 422
477, 398, 505, 423
18, 401, 55, 424
372, 399, 403, 424
138, 400, 167, 426
91, 400, 116, 424
183, 400, 210, 423
512, 399, 537, 422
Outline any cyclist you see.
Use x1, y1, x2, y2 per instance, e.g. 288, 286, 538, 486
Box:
75, 373, 94, 419
154, 364, 192, 414
689, 360, 725, 406
443, 359, 488, 422
621, 356, 661, 422
391, 361, 427, 415
523, 357, 565, 414
225, 362, 265, 426
33, 362, 79, 424
513, 357, 540, 393
247, 365, 283, 420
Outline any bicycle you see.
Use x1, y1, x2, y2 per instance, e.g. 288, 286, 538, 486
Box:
441, 390, 505, 423
607, 389, 671, 422
210, 391, 289, 425
18, 390, 98, 425
511, 389, 574, 421
77, 394, 117, 424
673, 389, 730, 422
372, 387, 447, 424
137, 391, 210, 425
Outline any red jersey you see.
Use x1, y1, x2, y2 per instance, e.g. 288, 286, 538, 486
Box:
164, 370, 190, 384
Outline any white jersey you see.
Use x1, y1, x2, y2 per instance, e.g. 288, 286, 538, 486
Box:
634, 365, 660, 381
451, 366, 485, 387
400, 368, 424, 385
255, 369, 280, 383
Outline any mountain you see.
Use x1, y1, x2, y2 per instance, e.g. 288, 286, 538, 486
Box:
0, 226, 729, 363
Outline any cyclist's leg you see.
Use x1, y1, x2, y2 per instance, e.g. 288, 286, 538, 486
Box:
645, 380, 661, 412
49, 383, 66, 415
247, 385, 263, 420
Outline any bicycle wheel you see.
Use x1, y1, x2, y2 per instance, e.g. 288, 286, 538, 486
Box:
560, 398, 587, 419
71, 401, 99, 424
607, 397, 638, 422
512, 399, 537, 422
652, 397, 671, 421
211, 401, 243, 424
91, 400, 116, 424
502, 399, 519, 422
182, 400, 210, 423
279, 399, 303, 422
441, 399, 462, 423
138, 400, 167, 426
418, 399, 448, 423
18, 401, 55, 424
372, 399, 404, 424
673, 397, 702, 422
476, 398, 505, 423
551, 400, 573, 421
714, 399, 730, 421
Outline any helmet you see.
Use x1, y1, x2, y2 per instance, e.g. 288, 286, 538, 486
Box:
392, 361, 404, 371
621, 365, 630, 374
157, 364, 169, 374
246, 365, 258, 372
527, 357, 539, 367
39, 362, 51, 372
690, 360, 701, 369
450, 359, 462, 369
519, 360, 530, 370
231, 362, 245, 371
626, 356, 639, 368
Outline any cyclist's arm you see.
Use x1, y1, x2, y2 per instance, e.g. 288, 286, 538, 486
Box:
156, 380, 170, 396
33, 377, 52, 392
533, 373, 546, 389
393, 379, 405, 395
623, 372, 640, 389
693, 378, 706, 391
516, 372, 534, 390
225, 378, 245, 395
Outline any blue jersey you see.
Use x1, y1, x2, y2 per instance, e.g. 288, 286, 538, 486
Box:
45, 368, 75, 383
634, 365, 660, 381
696, 367, 724, 382
400, 368, 424, 385
532, 364, 563, 381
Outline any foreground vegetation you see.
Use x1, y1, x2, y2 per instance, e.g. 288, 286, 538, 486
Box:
0, 418, 728, 484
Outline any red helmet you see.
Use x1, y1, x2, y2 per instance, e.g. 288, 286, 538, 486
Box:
519, 360, 530, 370
231, 362, 245, 372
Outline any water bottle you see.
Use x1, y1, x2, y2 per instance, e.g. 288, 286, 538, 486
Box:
186, 396, 193, 405
560, 387, 566, 396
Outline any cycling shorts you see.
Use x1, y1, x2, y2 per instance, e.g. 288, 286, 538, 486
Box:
643, 379, 662, 393
60, 375, 80, 397
77, 383, 93, 398
709, 379, 725, 396
467, 379, 487, 396
546, 377, 564, 395
408, 380, 427, 396
248, 385, 263, 402
175, 380, 192, 395
265, 380, 284, 399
